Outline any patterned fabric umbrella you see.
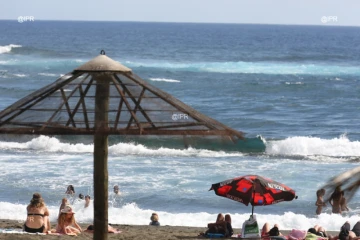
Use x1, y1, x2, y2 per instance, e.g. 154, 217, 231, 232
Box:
210, 175, 297, 215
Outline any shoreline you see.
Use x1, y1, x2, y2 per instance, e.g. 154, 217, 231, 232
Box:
0, 219, 340, 240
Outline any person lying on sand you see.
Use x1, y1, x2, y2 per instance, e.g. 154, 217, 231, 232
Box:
261, 222, 285, 239
84, 224, 122, 233
330, 222, 360, 240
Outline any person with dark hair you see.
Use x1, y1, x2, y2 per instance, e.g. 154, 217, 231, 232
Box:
65, 185, 75, 195
352, 221, 360, 237
78, 194, 84, 200
307, 225, 329, 239
340, 191, 349, 212
261, 222, 284, 238
113, 185, 121, 195
85, 224, 121, 233
329, 186, 343, 214
315, 188, 326, 215
225, 214, 233, 237
84, 195, 91, 208
24, 193, 51, 233
329, 222, 360, 240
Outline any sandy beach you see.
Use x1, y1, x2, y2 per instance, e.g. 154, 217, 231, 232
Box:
0, 219, 340, 240
0, 219, 228, 240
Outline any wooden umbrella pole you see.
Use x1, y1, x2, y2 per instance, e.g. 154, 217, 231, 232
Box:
93, 75, 110, 240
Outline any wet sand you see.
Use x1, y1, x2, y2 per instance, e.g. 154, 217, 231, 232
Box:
0, 219, 339, 240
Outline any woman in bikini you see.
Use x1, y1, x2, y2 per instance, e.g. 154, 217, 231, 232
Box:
24, 193, 51, 233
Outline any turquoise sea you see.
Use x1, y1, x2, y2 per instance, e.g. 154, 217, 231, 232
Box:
0, 21, 359, 230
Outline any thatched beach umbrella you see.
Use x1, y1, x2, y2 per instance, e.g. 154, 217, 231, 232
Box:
0, 50, 244, 239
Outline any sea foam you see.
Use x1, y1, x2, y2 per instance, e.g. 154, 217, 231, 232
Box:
0, 201, 359, 231
0, 44, 22, 54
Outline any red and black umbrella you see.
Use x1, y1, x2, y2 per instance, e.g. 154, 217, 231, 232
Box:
210, 175, 297, 215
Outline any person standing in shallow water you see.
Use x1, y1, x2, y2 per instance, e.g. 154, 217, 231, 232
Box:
113, 185, 120, 195
24, 193, 51, 233
315, 188, 326, 215
65, 185, 75, 195
329, 186, 343, 214
84, 195, 91, 208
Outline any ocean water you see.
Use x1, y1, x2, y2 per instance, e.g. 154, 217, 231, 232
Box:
0, 21, 360, 231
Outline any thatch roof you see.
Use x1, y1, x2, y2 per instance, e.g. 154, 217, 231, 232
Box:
0, 52, 244, 140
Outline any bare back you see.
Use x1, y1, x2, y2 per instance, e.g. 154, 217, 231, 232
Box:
26, 205, 49, 229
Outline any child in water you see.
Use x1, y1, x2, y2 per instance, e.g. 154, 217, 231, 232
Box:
315, 188, 326, 215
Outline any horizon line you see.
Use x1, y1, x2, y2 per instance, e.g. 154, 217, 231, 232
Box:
0, 18, 358, 28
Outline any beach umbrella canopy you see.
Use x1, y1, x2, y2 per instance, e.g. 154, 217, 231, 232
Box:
0, 50, 246, 240
210, 175, 297, 215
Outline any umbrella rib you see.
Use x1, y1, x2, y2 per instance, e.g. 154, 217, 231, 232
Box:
64, 74, 92, 127
0, 73, 82, 128
126, 87, 146, 129
41, 76, 89, 130
114, 98, 124, 130
123, 73, 218, 131
114, 74, 156, 128
110, 76, 142, 132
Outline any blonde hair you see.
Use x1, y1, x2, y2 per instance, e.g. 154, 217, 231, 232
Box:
150, 213, 159, 222
57, 212, 75, 232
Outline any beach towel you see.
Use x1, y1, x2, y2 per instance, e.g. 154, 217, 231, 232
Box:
305, 232, 327, 240
0, 228, 46, 235
206, 232, 225, 238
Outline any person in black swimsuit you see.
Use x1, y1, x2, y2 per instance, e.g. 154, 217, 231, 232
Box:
24, 193, 51, 233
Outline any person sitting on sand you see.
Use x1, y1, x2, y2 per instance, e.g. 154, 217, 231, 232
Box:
199, 213, 227, 236
65, 185, 75, 195
149, 213, 160, 226
24, 193, 51, 233
56, 205, 82, 235
225, 214, 233, 237
113, 185, 121, 195
85, 224, 122, 233
315, 188, 326, 215
84, 195, 91, 208
329, 186, 343, 214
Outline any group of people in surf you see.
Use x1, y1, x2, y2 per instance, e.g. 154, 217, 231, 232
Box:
23, 184, 122, 235
315, 186, 349, 215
